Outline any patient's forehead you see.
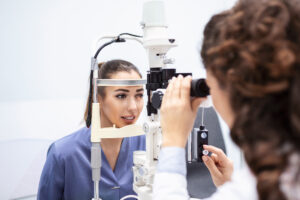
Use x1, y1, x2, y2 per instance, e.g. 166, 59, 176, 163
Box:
109, 70, 141, 80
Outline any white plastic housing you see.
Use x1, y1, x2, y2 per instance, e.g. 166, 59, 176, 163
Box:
142, 1, 166, 27
141, 0, 177, 68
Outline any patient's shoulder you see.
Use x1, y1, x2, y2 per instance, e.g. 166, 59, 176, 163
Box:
47, 127, 91, 159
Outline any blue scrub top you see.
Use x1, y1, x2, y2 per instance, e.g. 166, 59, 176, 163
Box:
37, 127, 145, 200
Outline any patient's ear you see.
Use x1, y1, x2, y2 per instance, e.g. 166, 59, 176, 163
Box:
97, 95, 103, 104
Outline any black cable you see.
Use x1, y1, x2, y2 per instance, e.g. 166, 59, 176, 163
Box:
93, 39, 116, 59
118, 33, 142, 38
93, 33, 141, 59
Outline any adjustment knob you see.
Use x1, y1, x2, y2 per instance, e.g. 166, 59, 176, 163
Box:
151, 91, 164, 109
163, 58, 175, 65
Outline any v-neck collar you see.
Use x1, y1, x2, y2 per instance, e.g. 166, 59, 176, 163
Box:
101, 137, 130, 183
85, 128, 132, 185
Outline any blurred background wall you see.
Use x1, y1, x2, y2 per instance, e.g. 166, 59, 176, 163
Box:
0, 0, 237, 199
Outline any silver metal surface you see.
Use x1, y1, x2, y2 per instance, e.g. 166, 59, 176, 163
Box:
97, 79, 146, 86
94, 182, 99, 199
187, 133, 192, 163
201, 107, 204, 126
93, 78, 98, 102
201, 132, 208, 139
202, 149, 209, 156
91, 57, 98, 70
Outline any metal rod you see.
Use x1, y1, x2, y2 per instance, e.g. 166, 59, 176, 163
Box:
94, 181, 99, 199
97, 79, 146, 86
201, 107, 204, 126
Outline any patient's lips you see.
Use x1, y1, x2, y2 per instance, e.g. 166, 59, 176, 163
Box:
121, 115, 136, 124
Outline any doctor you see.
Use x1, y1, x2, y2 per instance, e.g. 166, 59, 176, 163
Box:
154, 0, 300, 199
38, 59, 145, 200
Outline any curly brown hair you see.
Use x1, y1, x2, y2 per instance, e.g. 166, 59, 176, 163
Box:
201, 0, 300, 199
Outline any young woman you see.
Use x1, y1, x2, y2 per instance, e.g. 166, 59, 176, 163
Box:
38, 59, 145, 200
154, 0, 300, 200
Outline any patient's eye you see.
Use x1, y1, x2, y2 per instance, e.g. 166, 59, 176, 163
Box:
115, 94, 127, 99
135, 93, 144, 99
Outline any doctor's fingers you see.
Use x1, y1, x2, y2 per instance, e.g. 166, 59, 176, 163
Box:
181, 76, 192, 101
210, 153, 219, 163
173, 75, 183, 99
166, 76, 183, 106
203, 156, 222, 179
164, 77, 175, 99
203, 145, 228, 164
210, 152, 227, 164
162, 77, 175, 108
191, 97, 206, 114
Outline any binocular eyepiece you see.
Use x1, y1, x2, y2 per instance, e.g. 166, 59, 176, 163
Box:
146, 68, 210, 115
151, 78, 210, 109
190, 79, 210, 97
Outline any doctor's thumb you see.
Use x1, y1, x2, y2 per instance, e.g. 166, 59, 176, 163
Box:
192, 98, 206, 113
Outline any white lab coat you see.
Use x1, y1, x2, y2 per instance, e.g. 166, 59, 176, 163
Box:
153, 164, 258, 200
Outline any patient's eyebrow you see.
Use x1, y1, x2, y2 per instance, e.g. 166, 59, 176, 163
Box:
114, 89, 129, 92
114, 88, 144, 93
136, 88, 144, 92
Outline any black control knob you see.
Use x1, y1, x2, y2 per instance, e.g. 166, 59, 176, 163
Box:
198, 125, 209, 162
151, 91, 164, 109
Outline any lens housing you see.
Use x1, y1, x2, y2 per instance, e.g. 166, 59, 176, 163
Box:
190, 79, 210, 97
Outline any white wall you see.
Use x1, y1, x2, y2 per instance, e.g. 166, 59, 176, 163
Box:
0, 0, 240, 199
0, 0, 237, 141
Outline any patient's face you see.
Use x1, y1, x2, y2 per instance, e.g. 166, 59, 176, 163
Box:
206, 70, 234, 128
99, 70, 144, 128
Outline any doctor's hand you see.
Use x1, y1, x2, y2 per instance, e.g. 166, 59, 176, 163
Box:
202, 145, 234, 187
160, 75, 206, 148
